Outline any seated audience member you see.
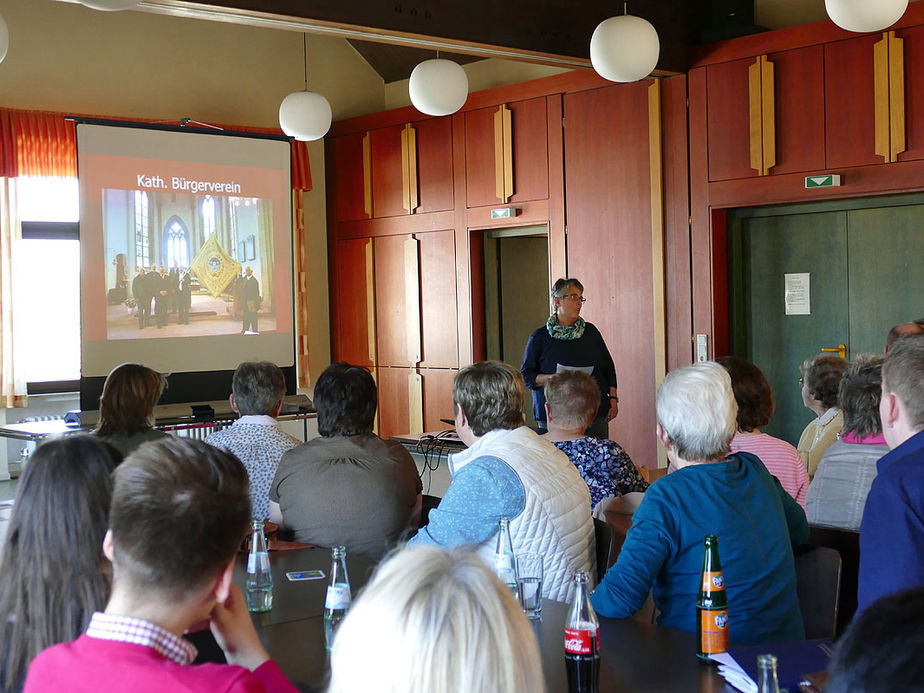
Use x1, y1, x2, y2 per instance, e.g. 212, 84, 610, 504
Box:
719, 356, 809, 508
543, 369, 647, 508
23, 438, 297, 693
797, 353, 848, 477
269, 363, 421, 559
0, 437, 121, 693
885, 318, 924, 354
206, 361, 300, 520
328, 546, 545, 693
858, 333, 924, 613
826, 587, 924, 693
806, 356, 888, 530
591, 362, 807, 645
410, 361, 594, 602
93, 363, 169, 457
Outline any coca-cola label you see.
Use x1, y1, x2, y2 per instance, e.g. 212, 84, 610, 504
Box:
325, 584, 351, 609
564, 627, 599, 654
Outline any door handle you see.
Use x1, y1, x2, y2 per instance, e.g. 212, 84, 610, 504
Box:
821, 344, 847, 360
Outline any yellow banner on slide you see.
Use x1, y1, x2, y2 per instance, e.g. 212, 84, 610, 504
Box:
191, 234, 242, 298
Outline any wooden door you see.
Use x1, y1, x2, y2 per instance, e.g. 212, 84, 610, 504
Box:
825, 35, 881, 169
374, 234, 419, 367
730, 199, 924, 444
332, 238, 375, 367
418, 229, 459, 368
563, 81, 657, 468
415, 117, 454, 213
376, 366, 457, 440
370, 125, 406, 218
331, 133, 369, 222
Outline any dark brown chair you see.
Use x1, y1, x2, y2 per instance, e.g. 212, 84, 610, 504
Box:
593, 517, 616, 584
806, 525, 860, 636
794, 545, 842, 639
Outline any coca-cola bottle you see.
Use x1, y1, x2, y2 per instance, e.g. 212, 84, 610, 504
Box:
564, 571, 599, 693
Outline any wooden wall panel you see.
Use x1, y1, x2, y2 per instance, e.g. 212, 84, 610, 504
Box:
770, 45, 826, 176
825, 35, 880, 169
332, 238, 375, 367
421, 368, 456, 433
661, 74, 693, 371
376, 367, 410, 440
689, 67, 716, 357
463, 106, 498, 208
418, 230, 459, 368
897, 24, 924, 162
332, 133, 368, 223
373, 234, 412, 366
414, 117, 455, 213
508, 96, 550, 204
563, 82, 657, 469
370, 125, 407, 218
706, 58, 757, 181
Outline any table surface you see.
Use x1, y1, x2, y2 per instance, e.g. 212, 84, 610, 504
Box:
238, 548, 732, 693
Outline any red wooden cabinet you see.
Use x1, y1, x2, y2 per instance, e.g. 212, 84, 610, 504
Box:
464, 96, 549, 208
331, 238, 375, 367
896, 23, 924, 162
370, 125, 407, 218
706, 46, 825, 181
373, 230, 459, 369
376, 366, 456, 440
331, 133, 369, 223
825, 35, 881, 169
415, 117, 455, 213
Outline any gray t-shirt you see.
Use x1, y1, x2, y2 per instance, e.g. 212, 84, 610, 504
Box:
269, 433, 422, 559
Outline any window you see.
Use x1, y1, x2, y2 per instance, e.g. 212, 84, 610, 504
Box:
165, 217, 189, 268
13, 177, 81, 390
134, 191, 150, 268
201, 195, 216, 236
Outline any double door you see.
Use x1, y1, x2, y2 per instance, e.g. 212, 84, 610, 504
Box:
730, 197, 924, 444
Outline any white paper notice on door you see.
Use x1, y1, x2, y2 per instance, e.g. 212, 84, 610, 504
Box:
784, 273, 811, 315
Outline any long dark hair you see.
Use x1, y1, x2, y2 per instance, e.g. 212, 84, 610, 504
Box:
95, 363, 166, 436
0, 436, 121, 691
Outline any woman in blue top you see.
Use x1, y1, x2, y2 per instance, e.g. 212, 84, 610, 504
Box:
521, 278, 618, 439
591, 361, 808, 646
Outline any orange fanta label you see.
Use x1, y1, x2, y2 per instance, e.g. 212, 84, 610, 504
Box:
699, 609, 729, 654
701, 571, 725, 592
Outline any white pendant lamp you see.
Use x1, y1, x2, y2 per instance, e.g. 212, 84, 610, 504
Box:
409, 58, 469, 116
590, 12, 660, 83
0, 14, 8, 65
278, 35, 332, 141
825, 0, 908, 32
79, 0, 141, 10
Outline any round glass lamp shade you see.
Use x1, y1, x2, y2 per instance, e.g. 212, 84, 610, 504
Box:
825, 0, 908, 32
0, 15, 8, 65
590, 14, 661, 83
409, 59, 469, 116
80, 0, 140, 10
278, 90, 332, 142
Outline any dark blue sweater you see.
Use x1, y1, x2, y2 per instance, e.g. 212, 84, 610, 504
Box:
591, 452, 807, 645
520, 322, 617, 425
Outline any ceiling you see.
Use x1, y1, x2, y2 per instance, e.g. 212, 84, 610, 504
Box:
133, 0, 916, 83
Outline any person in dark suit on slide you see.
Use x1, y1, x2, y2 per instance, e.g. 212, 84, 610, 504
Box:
132, 268, 149, 329
241, 266, 260, 334
177, 269, 192, 325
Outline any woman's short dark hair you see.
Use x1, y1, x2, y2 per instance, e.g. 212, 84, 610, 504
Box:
839, 354, 884, 439
111, 438, 250, 597
0, 436, 121, 691
801, 353, 849, 409
95, 363, 166, 436
718, 356, 774, 432
314, 363, 377, 437
545, 370, 600, 430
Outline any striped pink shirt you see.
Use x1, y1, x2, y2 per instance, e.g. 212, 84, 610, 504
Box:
730, 432, 809, 508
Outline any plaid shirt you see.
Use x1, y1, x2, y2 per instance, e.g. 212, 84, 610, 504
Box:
85, 612, 197, 666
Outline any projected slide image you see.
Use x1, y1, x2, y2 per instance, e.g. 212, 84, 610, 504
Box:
102, 189, 276, 340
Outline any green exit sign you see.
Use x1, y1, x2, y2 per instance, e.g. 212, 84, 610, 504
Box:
804, 174, 842, 188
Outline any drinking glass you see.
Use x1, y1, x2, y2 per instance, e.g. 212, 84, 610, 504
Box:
516, 552, 543, 619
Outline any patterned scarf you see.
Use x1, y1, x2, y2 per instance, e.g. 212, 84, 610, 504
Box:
547, 314, 586, 340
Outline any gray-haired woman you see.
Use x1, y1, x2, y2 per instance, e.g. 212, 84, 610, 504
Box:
521, 278, 618, 439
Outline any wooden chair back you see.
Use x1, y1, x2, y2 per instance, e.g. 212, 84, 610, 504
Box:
794, 545, 842, 639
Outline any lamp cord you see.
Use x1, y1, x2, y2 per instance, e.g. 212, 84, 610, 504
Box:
302, 34, 308, 90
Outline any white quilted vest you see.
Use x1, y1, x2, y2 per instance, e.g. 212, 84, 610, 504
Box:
450, 426, 596, 603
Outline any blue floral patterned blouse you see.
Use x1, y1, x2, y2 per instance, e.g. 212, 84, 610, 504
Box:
552, 436, 648, 507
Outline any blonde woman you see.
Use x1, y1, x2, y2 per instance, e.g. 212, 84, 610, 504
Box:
328, 546, 546, 693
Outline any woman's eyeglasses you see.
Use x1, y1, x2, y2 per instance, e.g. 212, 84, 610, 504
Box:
562, 294, 586, 304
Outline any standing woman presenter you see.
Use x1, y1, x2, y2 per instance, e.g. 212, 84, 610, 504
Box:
521, 278, 618, 439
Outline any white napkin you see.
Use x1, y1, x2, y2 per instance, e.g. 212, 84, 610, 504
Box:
709, 652, 757, 693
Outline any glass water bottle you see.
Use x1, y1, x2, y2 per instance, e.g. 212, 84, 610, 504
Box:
324, 545, 352, 650
245, 519, 273, 612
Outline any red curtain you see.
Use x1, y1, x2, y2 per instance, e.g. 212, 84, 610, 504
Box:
0, 108, 312, 190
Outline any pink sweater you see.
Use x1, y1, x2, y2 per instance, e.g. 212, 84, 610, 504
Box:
730, 432, 809, 508
23, 636, 298, 693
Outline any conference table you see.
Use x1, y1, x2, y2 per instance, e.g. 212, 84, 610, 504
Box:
233, 548, 733, 693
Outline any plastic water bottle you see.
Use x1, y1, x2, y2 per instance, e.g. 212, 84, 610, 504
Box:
245, 519, 273, 612
324, 545, 351, 650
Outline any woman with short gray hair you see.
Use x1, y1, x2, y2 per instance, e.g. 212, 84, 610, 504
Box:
806, 355, 888, 530
797, 353, 848, 477
591, 361, 807, 645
